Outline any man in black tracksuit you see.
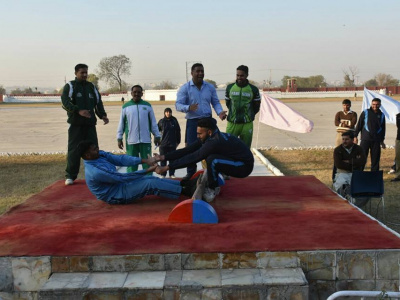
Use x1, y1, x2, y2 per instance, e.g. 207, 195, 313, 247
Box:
354, 98, 386, 172
61, 63, 109, 185
157, 108, 181, 178
152, 118, 254, 202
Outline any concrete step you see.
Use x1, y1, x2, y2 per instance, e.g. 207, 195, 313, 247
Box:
37, 268, 308, 299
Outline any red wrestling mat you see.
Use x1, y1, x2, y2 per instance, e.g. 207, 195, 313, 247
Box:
1, 176, 399, 256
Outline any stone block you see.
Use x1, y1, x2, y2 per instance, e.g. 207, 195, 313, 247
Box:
12, 257, 51, 292
257, 252, 300, 268
125, 290, 163, 300
181, 253, 220, 270
70, 256, 91, 272
200, 289, 223, 300
0, 291, 38, 300
376, 280, 399, 293
124, 271, 166, 289
92, 256, 125, 272
0, 257, 13, 292
51, 257, 69, 273
260, 268, 307, 285
38, 290, 83, 300
308, 280, 336, 300
164, 270, 182, 288
124, 255, 164, 271
181, 270, 221, 288
86, 272, 128, 289
40, 273, 89, 290
222, 288, 263, 300
221, 269, 262, 287
83, 291, 124, 300
163, 289, 179, 300
267, 285, 308, 300
221, 253, 257, 269
377, 250, 400, 280
337, 251, 376, 280
298, 251, 335, 280
164, 254, 181, 270
336, 279, 376, 291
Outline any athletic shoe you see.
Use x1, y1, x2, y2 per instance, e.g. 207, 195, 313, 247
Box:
388, 169, 396, 174
160, 175, 166, 179
170, 175, 176, 179
65, 179, 74, 186
203, 187, 220, 203
391, 177, 400, 182
222, 174, 230, 180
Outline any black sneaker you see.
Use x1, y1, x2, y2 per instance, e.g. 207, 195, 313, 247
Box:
180, 177, 199, 197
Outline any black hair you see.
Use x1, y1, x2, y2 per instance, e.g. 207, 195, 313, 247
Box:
78, 140, 96, 158
164, 107, 172, 113
372, 97, 381, 103
342, 99, 351, 105
197, 118, 217, 131
75, 64, 88, 72
237, 65, 249, 75
341, 131, 355, 139
131, 85, 143, 92
191, 63, 204, 71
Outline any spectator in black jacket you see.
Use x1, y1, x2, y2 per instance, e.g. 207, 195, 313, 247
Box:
355, 98, 386, 172
157, 108, 181, 178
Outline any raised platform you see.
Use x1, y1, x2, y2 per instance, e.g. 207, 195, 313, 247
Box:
1, 176, 400, 299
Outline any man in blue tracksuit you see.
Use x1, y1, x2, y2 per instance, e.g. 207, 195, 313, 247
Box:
152, 118, 254, 202
79, 141, 195, 204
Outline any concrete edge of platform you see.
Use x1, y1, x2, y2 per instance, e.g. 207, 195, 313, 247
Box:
252, 148, 284, 176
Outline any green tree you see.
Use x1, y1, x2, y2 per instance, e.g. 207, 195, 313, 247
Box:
281, 75, 326, 88
154, 80, 176, 89
104, 81, 130, 93
97, 55, 132, 92
204, 79, 217, 88
0, 85, 5, 94
364, 78, 378, 86
87, 73, 100, 90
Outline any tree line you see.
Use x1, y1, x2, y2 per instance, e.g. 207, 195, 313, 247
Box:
1, 58, 399, 95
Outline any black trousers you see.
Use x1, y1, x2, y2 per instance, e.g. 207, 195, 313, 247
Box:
205, 154, 253, 189
66, 124, 98, 180
360, 139, 381, 172
160, 145, 177, 176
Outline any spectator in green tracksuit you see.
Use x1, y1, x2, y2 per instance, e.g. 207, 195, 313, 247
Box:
61, 63, 109, 186
117, 85, 161, 173
225, 65, 261, 148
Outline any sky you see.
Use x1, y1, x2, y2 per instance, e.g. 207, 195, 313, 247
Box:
1, 0, 400, 91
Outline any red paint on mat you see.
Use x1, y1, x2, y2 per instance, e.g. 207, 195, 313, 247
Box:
0, 176, 399, 256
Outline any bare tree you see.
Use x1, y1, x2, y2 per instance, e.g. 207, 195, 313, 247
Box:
342, 66, 359, 87
97, 55, 132, 92
375, 73, 399, 86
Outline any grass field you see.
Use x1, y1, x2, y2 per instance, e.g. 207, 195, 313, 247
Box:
261, 148, 400, 233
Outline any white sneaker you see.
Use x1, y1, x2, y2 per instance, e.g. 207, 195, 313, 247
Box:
203, 187, 220, 203
65, 179, 74, 186
160, 175, 166, 179
170, 175, 176, 179
388, 169, 396, 174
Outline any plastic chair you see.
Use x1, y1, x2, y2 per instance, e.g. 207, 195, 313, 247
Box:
350, 170, 385, 220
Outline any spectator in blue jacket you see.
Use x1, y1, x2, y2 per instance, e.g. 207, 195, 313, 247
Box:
157, 108, 181, 178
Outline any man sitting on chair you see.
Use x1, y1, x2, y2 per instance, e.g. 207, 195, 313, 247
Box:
333, 131, 367, 197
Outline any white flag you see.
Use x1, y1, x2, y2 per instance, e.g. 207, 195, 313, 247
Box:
363, 87, 400, 124
259, 93, 313, 133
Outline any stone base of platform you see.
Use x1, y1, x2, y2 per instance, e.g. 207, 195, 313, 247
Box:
1, 250, 400, 300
